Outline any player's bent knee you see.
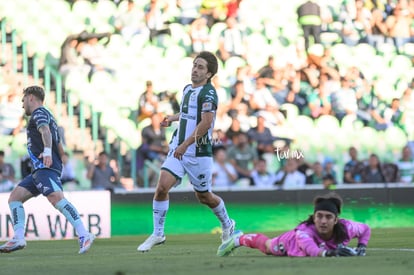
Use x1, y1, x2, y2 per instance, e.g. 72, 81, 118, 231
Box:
195, 192, 216, 206
154, 183, 172, 199
47, 191, 65, 206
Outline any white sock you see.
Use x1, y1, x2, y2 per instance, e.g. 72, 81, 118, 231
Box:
212, 199, 231, 228
153, 200, 169, 237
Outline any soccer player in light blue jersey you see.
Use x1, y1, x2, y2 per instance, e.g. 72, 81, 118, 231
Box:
0, 86, 94, 254
137, 51, 236, 252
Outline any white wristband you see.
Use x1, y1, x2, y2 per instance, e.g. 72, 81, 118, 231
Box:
43, 147, 52, 157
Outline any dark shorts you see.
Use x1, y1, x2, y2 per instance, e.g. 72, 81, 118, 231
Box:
19, 169, 63, 196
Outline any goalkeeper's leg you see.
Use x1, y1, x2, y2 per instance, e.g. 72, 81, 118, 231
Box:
239, 233, 271, 255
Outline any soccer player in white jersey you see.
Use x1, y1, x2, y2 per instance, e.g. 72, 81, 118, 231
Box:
137, 51, 236, 252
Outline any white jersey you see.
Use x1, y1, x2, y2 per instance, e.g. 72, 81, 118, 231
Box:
170, 82, 218, 157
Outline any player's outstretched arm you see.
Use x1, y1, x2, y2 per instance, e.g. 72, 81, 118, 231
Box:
322, 245, 357, 257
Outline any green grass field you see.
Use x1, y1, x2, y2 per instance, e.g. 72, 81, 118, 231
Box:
1, 228, 413, 275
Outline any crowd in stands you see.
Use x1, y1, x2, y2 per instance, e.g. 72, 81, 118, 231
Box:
2, 0, 414, 191
127, 0, 414, 189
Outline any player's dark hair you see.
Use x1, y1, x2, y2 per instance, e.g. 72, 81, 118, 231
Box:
300, 192, 349, 244
195, 51, 218, 82
23, 85, 45, 102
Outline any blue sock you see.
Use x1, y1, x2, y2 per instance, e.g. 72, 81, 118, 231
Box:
55, 198, 88, 237
9, 201, 25, 239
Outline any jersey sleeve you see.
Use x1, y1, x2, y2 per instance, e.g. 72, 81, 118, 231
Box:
342, 219, 371, 246
33, 108, 50, 129
200, 87, 218, 113
295, 229, 323, 257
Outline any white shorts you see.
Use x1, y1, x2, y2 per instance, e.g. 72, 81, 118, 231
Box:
161, 154, 213, 192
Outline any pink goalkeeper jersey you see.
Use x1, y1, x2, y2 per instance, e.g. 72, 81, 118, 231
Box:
269, 219, 371, 257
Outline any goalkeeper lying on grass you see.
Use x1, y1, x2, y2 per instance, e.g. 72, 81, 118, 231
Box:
217, 192, 370, 257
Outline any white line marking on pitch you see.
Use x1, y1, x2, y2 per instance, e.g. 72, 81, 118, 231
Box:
370, 248, 414, 252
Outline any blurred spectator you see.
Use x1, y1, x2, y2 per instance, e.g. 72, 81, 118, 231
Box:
228, 80, 249, 114
382, 162, 400, 183
274, 158, 306, 189
317, 47, 340, 79
330, 76, 358, 122
323, 157, 338, 184
0, 150, 15, 192
216, 16, 247, 62
304, 158, 336, 189
212, 146, 238, 187
136, 112, 169, 187
114, 0, 149, 42
305, 73, 332, 119
215, 81, 232, 132
396, 144, 414, 183
385, 0, 397, 17
137, 80, 159, 122
86, 151, 121, 191
271, 68, 291, 106
341, 0, 372, 46
80, 33, 115, 79
255, 57, 295, 107
343, 146, 365, 183
249, 157, 276, 187
227, 131, 258, 179
200, 0, 227, 28
213, 74, 229, 106
385, 2, 412, 54
144, 0, 172, 43
356, 81, 377, 126
246, 112, 276, 156
249, 77, 285, 125
255, 55, 276, 88
367, 7, 388, 48
361, 153, 386, 183
306, 161, 336, 189
137, 112, 169, 164
0, 172, 14, 192
400, 85, 414, 112
212, 129, 229, 148
157, 89, 180, 114
296, 151, 312, 177
225, 0, 243, 20
306, 161, 325, 185
228, 65, 255, 95
175, 0, 202, 25
58, 33, 91, 78
0, 90, 24, 135
286, 69, 316, 114
323, 157, 338, 188
61, 152, 79, 185
231, 98, 251, 132
371, 97, 406, 132
296, 0, 322, 50
189, 17, 210, 55
225, 116, 243, 144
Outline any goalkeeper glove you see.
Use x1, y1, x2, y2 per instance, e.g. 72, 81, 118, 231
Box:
355, 243, 367, 256
323, 245, 357, 257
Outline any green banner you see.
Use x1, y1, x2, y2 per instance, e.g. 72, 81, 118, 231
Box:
111, 203, 414, 236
